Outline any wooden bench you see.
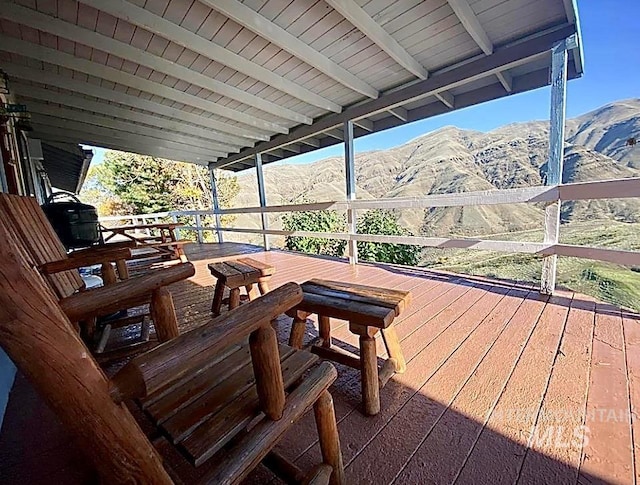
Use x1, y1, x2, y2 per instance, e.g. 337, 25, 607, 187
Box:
208, 258, 275, 316
287, 279, 411, 416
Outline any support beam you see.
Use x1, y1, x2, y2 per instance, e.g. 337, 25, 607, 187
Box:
209, 168, 224, 243
344, 120, 358, 265
25, 100, 235, 154
0, 3, 311, 125
213, 25, 576, 169
30, 114, 225, 159
388, 107, 408, 122
255, 154, 270, 251
76, 0, 340, 114
541, 39, 569, 295
434, 91, 455, 109
0, 35, 288, 135
201, 0, 378, 99
31, 126, 211, 165
496, 71, 513, 93
300, 138, 320, 148
282, 144, 301, 154
325, 0, 428, 80
324, 129, 343, 141
9, 78, 249, 147
353, 119, 374, 132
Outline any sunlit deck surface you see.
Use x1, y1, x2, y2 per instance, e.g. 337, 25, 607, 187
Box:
2, 242, 639, 484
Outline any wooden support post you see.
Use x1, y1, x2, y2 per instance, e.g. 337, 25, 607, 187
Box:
208, 166, 224, 243
381, 326, 406, 373
344, 120, 358, 265
195, 213, 204, 244
541, 38, 569, 295
101, 262, 117, 285
150, 287, 179, 343
258, 280, 270, 295
289, 312, 307, 349
360, 334, 380, 416
211, 279, 225, 316
256, 153, 270, 251
313, 391, 345, 485
229, 288, 241, 310
249, 325, 285, 420
318, 315, 332, 348
115, 258, 129, 280
246, 283, 260, 301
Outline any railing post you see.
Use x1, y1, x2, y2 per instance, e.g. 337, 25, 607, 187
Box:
344, 120, 358, 265
255, 153, 270, 250
195, 213, 204, 244
171, 213, 181, 240
208, 165, 224, 243
541, 36, 573, 295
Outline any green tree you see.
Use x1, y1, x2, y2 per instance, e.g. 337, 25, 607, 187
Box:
356, 209, 421, 266
282, 209, 347, 257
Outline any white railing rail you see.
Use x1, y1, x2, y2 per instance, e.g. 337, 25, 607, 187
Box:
99, 177, 640, 277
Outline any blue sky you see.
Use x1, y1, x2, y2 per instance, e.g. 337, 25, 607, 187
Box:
88, 0, 637, 168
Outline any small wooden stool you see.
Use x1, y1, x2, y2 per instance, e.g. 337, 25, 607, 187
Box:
208, 258, 275, 316
286, 279, 411, 416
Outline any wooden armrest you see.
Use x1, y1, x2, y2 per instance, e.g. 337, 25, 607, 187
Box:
69, 241, 137, 256
41, 247, 132, 274
109, 282, 303, 403
60, 263, 195, 322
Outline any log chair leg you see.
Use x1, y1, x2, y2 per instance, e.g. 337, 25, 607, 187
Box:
228, 288, 241, 311
176, 245, 188, 263
246, 283, 260, 301
101, 262, 117, 285
258, 280, 270, 295
360, 334, 380, 416
249, 325, 285, 420
211, 280, 225, 316
151, 287, 179, 343
318, 315, 332, 348
289, 314, 307, 349
381, 326, 406, 374
313, 391, 345, 485
115, 259, 130, 280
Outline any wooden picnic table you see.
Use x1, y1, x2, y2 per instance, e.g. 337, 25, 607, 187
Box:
101, 222, 188, 262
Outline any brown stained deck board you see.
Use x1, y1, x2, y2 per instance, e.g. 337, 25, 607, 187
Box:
455, 292, 571, 484
578, 303, 634, 484
3, 242, 640, 485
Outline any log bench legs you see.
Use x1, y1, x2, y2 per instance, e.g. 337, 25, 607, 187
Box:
151, 287, 179, 343
289, 314, 406, 416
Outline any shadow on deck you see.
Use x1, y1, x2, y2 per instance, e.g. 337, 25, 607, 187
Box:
1, 242, 638, 484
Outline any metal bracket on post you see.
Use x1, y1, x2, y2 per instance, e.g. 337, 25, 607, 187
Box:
208, 165, 224, 243
255, 153, 270, 250
540, 38, 569, 295
344, 120, 358, 265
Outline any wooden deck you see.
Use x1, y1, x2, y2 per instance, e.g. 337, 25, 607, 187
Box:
2, 242, 639, 484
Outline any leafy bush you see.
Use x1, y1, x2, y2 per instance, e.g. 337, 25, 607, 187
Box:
356, 210, 421, 266
282, 209, 347, 257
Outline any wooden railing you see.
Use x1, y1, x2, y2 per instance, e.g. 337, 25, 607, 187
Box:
99, 177, 640, 293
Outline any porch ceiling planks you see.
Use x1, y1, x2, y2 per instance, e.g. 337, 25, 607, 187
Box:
0, 0, 582, 175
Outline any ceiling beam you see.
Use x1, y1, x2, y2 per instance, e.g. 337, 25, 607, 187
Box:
2, 63, 261, 144
0, 35, 286, 135
212, 25, 576, 169
201, 0, 378, 99
434, 91, 455, 109
0, 2, 311, 125
353, 119, 374, 132
324, 129, 343, 141
282, 144, 301, 154
447, 0, 494, 55
388, 107, 408, 122
324, 0, 428, 80
32, 127, 211, 165
446, 0, 516, 94
300, 137, 320, 148
76, 0, 340, 114
24, 99, 235, 154
31, 114, 225, 159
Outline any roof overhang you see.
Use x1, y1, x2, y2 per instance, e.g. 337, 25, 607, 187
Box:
0, 0, 583, 174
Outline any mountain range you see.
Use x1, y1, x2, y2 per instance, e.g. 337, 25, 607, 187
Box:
233, 99, 640, 240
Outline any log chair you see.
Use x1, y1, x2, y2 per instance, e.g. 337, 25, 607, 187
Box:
0, 221, 345, 484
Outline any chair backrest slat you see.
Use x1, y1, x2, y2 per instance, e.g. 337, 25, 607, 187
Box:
0, 194, 84, 298
0, 215, 171, 483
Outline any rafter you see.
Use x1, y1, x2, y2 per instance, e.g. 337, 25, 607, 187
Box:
0, 3, 306, 127
447, 0, 516, 93
354, 119, 374, 132
32, 127, 211, 165
300, 137, 320, 148
0, 35, 288, 135
201, 0, 378, 99
24, 99, 235, 154
3, 63, 262, 143
324, 0, 428, 80
31, 114, 225, 159
434, 91, 455, 109
76, 0, 340, 114
388, 107, 408, 122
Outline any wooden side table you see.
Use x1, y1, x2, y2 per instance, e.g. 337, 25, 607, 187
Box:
287, 279, 411, 416
208, 258, 275, 316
